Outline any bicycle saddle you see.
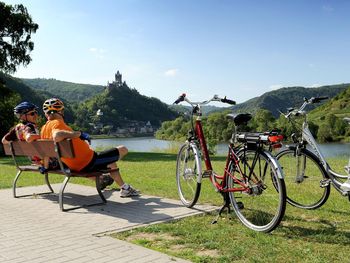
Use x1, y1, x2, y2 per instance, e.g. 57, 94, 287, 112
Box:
227, 113, 252, 126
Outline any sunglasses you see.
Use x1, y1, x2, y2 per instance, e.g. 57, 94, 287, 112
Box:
26, 110, 38, 116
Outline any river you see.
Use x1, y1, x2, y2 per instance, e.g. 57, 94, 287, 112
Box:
91, 137, 350, 158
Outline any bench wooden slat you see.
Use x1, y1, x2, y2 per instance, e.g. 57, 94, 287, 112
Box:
3, 139, 109, 211
3, 140, 74, 158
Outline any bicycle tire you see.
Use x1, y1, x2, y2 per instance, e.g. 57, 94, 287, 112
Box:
276, 147, 330, 209
176, 143, 202, 207
227, 149, 286, 232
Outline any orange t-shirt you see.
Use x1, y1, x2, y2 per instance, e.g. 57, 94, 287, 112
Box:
40, 119, 94, 171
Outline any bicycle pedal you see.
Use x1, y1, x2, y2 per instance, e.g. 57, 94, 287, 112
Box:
320, 179, 331, 188
202, 170, 212, 178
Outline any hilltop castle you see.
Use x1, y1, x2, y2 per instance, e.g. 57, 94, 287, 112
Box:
107, 70, 127, 90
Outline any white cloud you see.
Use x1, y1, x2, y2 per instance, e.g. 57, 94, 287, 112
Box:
88, 48, 106, 59
164, 68, 179, 77
308, 84, 322, 88
269, 84, 283, 90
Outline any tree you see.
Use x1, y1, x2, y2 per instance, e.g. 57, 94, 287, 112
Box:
0, 2, 38, 74
250, 109, 275, 132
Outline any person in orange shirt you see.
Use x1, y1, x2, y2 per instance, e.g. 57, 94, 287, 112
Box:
40, 98, 140, 197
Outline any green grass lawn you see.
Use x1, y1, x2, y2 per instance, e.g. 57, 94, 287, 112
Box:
1, 153, 350, 262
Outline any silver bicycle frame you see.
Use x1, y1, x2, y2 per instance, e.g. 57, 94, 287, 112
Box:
301, 122, 328, 171
302, 121, 349, 185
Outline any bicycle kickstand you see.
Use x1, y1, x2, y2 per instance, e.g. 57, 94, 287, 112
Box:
212, 192, 231, 224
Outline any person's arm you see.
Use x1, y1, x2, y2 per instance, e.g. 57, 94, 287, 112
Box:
1, 128, 16, 144
52, 129, 81, 142
25, 134, 40, 142
23, 123, 40, 143
1, 135, 9, 144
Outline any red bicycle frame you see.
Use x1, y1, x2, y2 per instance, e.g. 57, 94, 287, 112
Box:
194, 118, 249, 193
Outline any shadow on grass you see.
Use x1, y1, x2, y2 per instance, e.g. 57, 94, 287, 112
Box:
280, 214, 350, 244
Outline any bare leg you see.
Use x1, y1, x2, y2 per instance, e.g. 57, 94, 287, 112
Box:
108, 162, 124, 186
108, 145, 128, 187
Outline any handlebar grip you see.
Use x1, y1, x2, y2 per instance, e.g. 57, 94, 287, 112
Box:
312, 96, 328, 103
221, 96, 236, 105
173, 93, 186, 104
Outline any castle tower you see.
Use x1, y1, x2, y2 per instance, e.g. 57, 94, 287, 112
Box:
115, 71, 122, 86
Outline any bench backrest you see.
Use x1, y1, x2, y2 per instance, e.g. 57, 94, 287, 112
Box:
3, 139, 75, 159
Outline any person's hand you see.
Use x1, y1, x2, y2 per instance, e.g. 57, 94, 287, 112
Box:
79, 131, 91, 144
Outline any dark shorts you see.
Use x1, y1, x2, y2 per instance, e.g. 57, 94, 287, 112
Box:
82, 148, 120, 171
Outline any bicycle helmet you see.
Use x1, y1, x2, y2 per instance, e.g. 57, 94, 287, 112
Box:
43, 98, 64, 114
14, 101, 38, 115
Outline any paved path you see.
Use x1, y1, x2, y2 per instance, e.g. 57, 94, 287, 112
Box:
0, 184, 216, 263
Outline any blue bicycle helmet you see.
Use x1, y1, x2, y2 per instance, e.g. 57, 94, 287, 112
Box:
14, 101, 39, 115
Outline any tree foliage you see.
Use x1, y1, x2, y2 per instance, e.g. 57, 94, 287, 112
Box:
21, 78, 105, 102
0, 2, 38, 73
156, 87, 350, 150
0, 81, 20, 143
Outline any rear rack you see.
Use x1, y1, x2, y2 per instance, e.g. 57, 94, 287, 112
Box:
236, 132, 283, 145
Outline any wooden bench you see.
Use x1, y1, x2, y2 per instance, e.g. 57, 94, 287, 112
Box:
3, 139, 115, 211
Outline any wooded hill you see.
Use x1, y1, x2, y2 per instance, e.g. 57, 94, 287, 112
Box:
21, 78, 105, 102
231, 84, 349, 117
157, 86, 350, 144
73, 82, 178, 131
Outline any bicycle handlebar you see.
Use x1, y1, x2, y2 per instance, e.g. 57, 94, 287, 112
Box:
173, 93, 236, 106
282, 96, 329, 118
304, 96, 329, 104
173, 93, 186, 104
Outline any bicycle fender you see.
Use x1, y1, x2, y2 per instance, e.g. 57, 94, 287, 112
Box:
264, 150, 285, 179
189, 142, 203, 183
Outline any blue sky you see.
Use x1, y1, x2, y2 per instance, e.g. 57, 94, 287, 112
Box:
4, 0, 350, 104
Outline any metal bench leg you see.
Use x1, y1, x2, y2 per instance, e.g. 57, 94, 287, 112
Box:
96, 176, 107, 203
59, 175, 70, 211
13, 170, 22, 198
13, 170, 55, 198
44, 172, 54, 193
59, 175, 107, 212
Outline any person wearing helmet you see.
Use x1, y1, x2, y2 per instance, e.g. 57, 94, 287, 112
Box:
40, 98, 140, 197
1, 101, 40, 144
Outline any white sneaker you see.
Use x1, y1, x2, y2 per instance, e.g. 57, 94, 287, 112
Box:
120, 185, 140, 198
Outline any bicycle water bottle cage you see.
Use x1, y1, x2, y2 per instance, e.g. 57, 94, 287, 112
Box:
226, 113, 252, 126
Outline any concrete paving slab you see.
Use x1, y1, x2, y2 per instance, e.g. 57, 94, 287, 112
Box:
0, 184, 216, 262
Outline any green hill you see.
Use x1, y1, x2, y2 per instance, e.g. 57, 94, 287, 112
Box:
73, 82, 179, 132
232, 84, 350, 117
21, 78, 105, 102
308, 87, 350, 120
0, 72, 50, 110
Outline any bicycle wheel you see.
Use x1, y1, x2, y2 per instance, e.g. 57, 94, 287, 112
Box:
227, 149, 286, 232
276, 148, 330, 209
176, 143, 202, 207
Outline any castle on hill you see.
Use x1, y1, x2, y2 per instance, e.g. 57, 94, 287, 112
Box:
107, 70, 127, 90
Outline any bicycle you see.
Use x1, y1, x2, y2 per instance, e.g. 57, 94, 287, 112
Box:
174, 93, 286, 232
276, 96, 350, 209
